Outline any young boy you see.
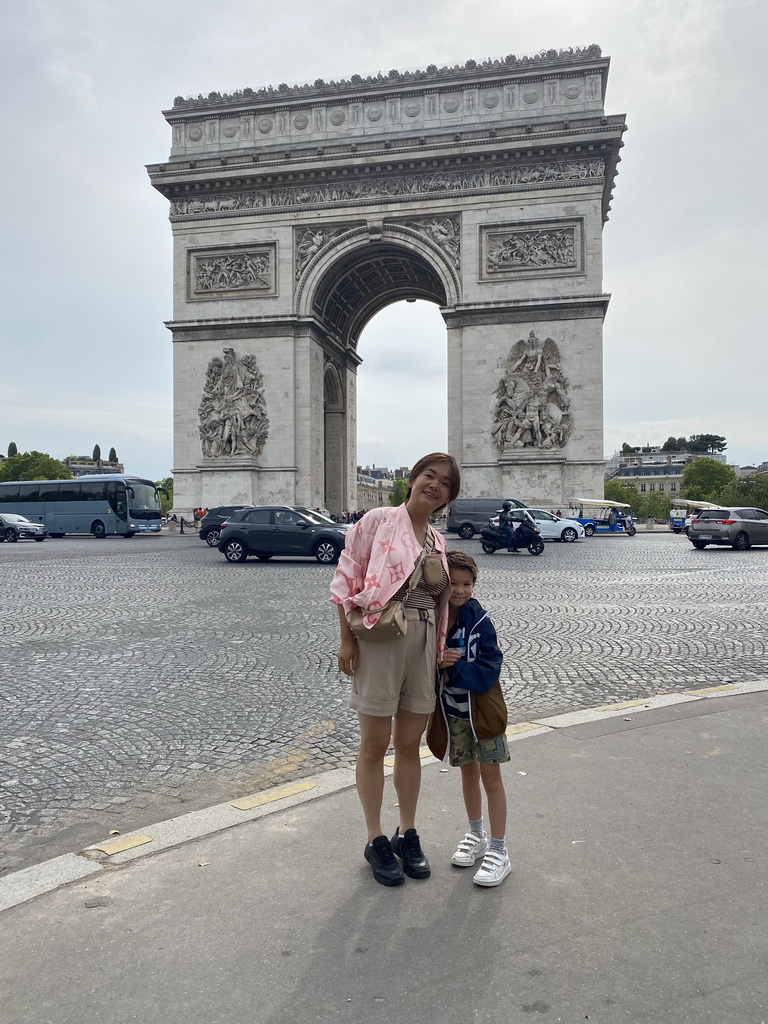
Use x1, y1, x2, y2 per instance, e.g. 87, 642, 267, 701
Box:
435, 550, 511, 887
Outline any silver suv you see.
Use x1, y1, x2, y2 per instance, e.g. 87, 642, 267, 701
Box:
688, 507, 768, 550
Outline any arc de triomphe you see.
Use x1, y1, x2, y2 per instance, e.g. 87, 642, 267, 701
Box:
148, 46, 626, 515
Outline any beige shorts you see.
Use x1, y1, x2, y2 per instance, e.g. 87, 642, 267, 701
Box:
350, 607, 437, 717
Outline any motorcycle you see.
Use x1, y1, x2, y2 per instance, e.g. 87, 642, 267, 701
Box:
479, 514, 545, 556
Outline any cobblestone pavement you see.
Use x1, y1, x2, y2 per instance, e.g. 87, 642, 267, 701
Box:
1, 530, 766, 873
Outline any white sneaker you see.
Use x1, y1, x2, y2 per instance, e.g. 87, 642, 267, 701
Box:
473, 849, 511, 887
451, 832, 489, 867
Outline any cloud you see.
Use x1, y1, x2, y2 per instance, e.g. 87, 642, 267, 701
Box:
46, 60, 96, 105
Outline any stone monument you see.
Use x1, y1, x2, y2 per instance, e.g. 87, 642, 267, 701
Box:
148, 46, 626, 513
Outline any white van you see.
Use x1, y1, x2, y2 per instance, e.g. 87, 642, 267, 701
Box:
446, 497, 526, 539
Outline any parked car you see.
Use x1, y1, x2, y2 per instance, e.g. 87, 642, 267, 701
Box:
447, 497, 526, 539
490, 507, 585, 542
0, 513, 48, 542
199, 505, 253, 547
688, 507, 768, 550
217, 505, 350, 563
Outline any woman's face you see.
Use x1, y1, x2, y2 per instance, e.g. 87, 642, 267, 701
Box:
407, 460, 454, 513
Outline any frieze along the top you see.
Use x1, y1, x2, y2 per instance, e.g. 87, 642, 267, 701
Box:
168, 46, 603, 112
167, 158, 606, 221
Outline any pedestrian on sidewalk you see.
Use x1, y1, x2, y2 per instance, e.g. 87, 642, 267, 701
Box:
428, 550, 512, 887
330, 453, 461, 887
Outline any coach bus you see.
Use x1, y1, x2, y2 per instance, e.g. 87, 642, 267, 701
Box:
0, 475, 165, 537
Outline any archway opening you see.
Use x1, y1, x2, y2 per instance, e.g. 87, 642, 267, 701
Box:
313, 238, 453, 515
312, 241, 448, 347
323, 364, 344, 515
356, 298, 448, 484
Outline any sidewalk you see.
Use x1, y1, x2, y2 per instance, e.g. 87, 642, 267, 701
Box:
2, 685, 767, 1024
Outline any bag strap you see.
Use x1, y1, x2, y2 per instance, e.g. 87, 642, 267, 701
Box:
404, 529, 434, 595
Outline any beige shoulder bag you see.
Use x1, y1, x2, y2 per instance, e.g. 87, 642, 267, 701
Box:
346, 532, 434, 642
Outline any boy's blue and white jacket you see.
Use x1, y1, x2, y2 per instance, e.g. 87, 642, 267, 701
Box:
440, 597, 503, 719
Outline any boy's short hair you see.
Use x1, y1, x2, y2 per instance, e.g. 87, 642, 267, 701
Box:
446, 549, 478, 582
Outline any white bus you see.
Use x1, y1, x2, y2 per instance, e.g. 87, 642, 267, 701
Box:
0, 475, 166, 537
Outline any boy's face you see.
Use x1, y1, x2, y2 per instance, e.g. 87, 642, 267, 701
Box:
448, 567, 475, 609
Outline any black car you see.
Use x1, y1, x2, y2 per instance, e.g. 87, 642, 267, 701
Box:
199, 505, 253, 547
217, 505, 350, 563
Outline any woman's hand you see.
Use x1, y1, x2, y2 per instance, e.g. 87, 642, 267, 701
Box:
337, 637, 359, 677
438, 648, 463, 669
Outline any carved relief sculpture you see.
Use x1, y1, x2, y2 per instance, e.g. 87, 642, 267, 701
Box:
170, 160, 604, 221
195, 251, 271, 292
198, 348, 269, 458
402, 216, 460, 267
487, 227, 575, 272
171, 193, 267, 215
492, 332, 572, 451
295, 224, 359, 278
188, 244, 276, 300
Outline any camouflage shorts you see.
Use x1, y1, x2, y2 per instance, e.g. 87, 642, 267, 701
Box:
447, 714, 510, 768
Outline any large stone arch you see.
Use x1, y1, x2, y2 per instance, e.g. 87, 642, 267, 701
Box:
149, 47, 626, 514
296, 223, 460, 336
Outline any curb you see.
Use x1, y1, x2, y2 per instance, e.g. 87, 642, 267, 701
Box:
2, 678, 767, 914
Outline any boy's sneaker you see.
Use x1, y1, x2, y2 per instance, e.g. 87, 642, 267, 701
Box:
451, 832, 489, 867
391, 828, 431, 879
364, 835, 404, 887
473, 849, 511, 887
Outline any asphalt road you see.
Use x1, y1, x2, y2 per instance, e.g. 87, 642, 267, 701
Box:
1, 528, 766, 874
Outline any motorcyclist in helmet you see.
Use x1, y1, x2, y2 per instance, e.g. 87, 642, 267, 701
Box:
497, 499, 518, 552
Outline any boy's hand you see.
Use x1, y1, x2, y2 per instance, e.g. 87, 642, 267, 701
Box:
439, 648, 463, 669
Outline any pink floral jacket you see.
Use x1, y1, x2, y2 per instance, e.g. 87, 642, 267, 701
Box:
330, 504, 451, 656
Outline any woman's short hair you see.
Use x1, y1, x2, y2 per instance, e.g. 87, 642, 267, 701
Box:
446, 549, 478, 582
407, 452, 461, 507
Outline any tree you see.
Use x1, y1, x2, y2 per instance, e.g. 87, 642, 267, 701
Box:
661, 436, 689, 452
680, 457, 736, 501
716, 474, 768, 510
7, 442, 17, 457
155, 476, 174, 515
640, 491, 671, 522
0, 451, 72, 482
688, 433, 727, 454
108, 447, 118, 463
388, 478, 408, 506
92, 444, 101, 461
604, 479, 639, 506
621, 442, 641, 454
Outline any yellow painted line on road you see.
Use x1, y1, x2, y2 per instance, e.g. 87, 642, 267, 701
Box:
596, 700, 650, 711
686, 684, 737, 695
506, 722, 543, 736
232, 780, 316, 810
95, 834, 153, 856
384, 748, 434, 767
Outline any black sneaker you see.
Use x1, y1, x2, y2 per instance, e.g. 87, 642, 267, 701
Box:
364, 835, 405, 886
391, 828, 431, 879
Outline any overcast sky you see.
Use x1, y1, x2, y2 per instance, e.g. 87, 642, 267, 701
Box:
2, 0, 766, 481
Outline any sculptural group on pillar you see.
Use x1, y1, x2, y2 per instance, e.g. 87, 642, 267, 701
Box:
492, 331, 572, 451
198, 348, 269, 458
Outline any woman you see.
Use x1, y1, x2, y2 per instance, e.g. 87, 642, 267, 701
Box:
330, 453, 461, 886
